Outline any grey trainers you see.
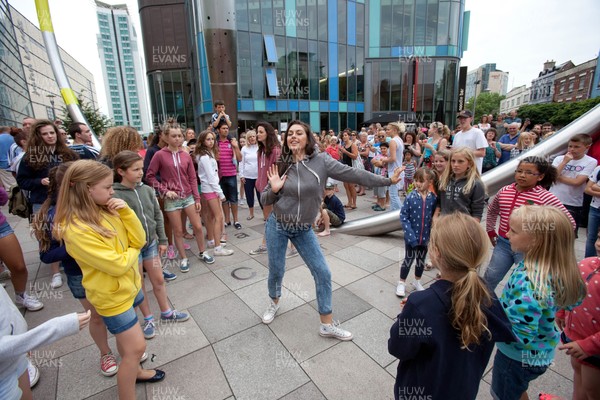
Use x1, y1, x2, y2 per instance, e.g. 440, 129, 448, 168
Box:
319, 321, 353, 341
261, 299, 280, 324
249, 245, 267, 255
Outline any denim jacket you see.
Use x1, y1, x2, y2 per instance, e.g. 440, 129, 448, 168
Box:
400, 190, 437, 248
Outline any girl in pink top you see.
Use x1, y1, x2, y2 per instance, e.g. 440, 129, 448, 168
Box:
146, 124, 214, 271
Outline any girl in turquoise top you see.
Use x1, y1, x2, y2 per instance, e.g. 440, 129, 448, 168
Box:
490, 205, 586, 400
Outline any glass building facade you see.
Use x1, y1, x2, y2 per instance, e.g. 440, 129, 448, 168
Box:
182, 0, 467, 132
0, 0, 33, 126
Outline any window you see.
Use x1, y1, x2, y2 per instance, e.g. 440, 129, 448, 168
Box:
265, 67, 279, 96
264, 35, 277, 62
578, 79, 585, 90
568, 82, 574, 92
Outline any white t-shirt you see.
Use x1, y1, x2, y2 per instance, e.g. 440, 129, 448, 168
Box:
452, 127, 488, 173
589, 165, 600, 209
550, 155, 597, 206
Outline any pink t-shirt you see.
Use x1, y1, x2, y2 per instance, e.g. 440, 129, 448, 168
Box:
218, 139, 237, 177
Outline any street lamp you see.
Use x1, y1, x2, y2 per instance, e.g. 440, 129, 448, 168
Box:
46, 93, 56, 120
472, 80, 481, 118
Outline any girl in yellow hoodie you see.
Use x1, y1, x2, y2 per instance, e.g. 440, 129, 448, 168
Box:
53, 160, 165, 400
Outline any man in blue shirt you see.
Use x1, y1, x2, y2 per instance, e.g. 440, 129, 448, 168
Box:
316, 182, 346, 237
503, 110, 522, 126
68, 123, 99, 160
497, 123, 520, 164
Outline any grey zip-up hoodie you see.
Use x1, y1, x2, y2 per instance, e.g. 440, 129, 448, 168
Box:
261, 151, 393, 225
437, 176, 486, 220
112, 182, 168, 246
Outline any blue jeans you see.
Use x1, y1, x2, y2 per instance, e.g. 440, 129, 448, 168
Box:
585, 206, 600, 257
265, 214, 332, 315
491, 351, 547, 400
483, 236, 524, 292
389, 182, 403, 211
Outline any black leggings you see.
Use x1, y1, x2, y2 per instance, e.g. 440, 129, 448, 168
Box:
243, 178, 262, 209
400, 245, 428, 280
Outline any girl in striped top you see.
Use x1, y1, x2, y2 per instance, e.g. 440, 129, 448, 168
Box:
483, 156, 576, 291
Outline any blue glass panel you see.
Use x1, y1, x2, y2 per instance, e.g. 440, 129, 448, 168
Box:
391, 47, 400, 57
328, 43, 338, 100
347, 2, 356, 46
277, 100, 288, 111
286, 0, 297, 37
319, 101, 328, 111
328, 0, 337, 43
266, 99, 277, 111
339, 102, 347, 112
289, 100, 299, 110
356, 102, 364, 112
310, 101, 319, 111
299, 100, 310, 111
241, 99, 253, 110
310, 112, 320, 131
265, 67, 279, 96
203, 101, 212, 114
264, 34, 278, 63
369, 0, 380, 48
348, 102, 356, 112
254, 100, 266, 111
237, 99, 242, 110
330, 101, 339, 111
437, 46, 449, 56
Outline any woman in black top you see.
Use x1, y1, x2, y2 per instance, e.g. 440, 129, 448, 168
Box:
338, 130, 359, 209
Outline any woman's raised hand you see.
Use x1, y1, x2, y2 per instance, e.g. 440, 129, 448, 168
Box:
267, 164, 286, 193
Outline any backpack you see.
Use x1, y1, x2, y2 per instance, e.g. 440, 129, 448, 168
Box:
8, 185, 31, 220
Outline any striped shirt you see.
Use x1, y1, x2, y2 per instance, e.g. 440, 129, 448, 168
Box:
486, 183, 575, 238
217, 139, 237, 177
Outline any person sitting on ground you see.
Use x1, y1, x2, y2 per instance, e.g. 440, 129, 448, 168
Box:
316, 182, 345, 237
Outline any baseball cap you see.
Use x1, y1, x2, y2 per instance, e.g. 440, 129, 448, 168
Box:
325, 182, 335, 190
457, 110, 473, 118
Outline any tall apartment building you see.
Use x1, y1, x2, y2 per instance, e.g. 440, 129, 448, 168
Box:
1, 1, 97, 126
465, 63, 508, 101
96, 1, 151, 132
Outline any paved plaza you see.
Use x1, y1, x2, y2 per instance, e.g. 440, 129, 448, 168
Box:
4, 191, 581, 400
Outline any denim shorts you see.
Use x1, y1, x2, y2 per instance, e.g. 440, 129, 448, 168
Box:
138, 239, 158, 263
101, 290, 144, 335
0, 220, 14, 239
66, 274, 86, 299
491, 350, 548, 400
219, 175, 238, 204
164, 195, 195, 212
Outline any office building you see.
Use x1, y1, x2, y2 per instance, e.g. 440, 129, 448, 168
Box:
97, 1, 151, 132
465, 63, 508, 101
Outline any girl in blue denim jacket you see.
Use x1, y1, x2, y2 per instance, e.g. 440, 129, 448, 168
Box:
397, 168, 437, 297
491, 205, 586, 400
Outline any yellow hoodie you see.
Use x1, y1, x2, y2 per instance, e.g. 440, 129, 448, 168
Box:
63, 206, 145, 317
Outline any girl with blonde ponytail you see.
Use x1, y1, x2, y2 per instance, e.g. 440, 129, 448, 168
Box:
388, 212, 515, 400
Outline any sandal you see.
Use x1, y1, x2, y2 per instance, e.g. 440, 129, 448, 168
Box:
373, 205, 386, 211
246, 215, 254, 220
183, 233, 194, 240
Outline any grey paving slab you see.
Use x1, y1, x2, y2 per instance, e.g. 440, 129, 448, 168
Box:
380, 247, 402, 262
354, 237, 400, 255
301, 342, 395, 400
159, 255, 211, 282
144, 347, 232, 400
24, 290, 84, 330
281, 266, 340, 302
385, 359, 398, 378
269, 304, 339, 363
279, 382, 326, 400
30, 363, 58, 400
85, 385, 146, 400
341, 308, 396, 367
235, 279, 306, 318
213, 258, 270, 291
142, 315, 210, 369
346, 274, 403, 319
324, 255, 370, 286
308, 287, 371, 323
374, 263, 437, 290
213, 325, 309, 400
549, 349, 576, 381
188, 292, 260, 343
164, 270, 231, 310
331, 246, 395, 273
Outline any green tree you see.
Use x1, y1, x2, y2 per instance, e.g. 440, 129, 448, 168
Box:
518, 97, 600, 128
62, 95, 113, 137
465, 92, 505, 122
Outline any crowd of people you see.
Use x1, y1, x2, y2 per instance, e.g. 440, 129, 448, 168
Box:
0, 102, 598, 400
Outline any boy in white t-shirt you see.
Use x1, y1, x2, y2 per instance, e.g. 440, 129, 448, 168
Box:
452, 110, 488, 173
550, 134, 597, 236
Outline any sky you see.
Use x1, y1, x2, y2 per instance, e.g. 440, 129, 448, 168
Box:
11, 0, 600, 116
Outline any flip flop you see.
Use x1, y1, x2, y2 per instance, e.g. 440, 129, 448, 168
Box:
246, 215, 254, 220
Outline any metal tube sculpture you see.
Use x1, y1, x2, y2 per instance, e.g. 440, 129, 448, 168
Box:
334, 104, 600, 236
35, 0, 101, 149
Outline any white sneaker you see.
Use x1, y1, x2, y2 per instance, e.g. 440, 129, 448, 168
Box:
0, 268, 11, 281
319, 321, 353, 341
50, 273, 63, 289
396, 281, 406, 297
262, 299, 280, 324
412, 280, 425, 291
28, 359, 40, 387
214, 247, 234, 256
16, 293, 44, 311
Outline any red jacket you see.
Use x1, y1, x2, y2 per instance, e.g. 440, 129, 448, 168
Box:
145, 147, 200, 202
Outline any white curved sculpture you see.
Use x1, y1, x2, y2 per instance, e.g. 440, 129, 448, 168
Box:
334, 104, 600, 236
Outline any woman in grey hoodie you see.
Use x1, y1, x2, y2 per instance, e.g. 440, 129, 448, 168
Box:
260, 120, 402, 339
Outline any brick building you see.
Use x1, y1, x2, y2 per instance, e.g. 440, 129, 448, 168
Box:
553, 58, 597, 103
